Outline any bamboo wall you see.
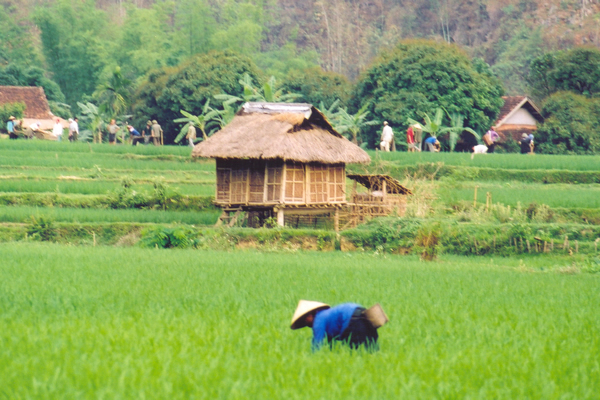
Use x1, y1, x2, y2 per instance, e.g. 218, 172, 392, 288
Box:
215, 158, 345, 207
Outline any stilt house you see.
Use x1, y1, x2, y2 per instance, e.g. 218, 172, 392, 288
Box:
191, 102, 371, 228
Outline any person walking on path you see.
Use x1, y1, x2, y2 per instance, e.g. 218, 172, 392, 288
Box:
53, 118, 63, 141
108, 119, 119, 145
380, 121, 394, 151
151, 119, 163, 145
186, 124, 197, 147
291, 300, 385, 351
6, 116, 17, 139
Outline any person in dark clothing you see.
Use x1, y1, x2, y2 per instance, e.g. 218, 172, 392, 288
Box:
520, 133, 531, 154
291, 300, 384, 351
142, 120, 152, 144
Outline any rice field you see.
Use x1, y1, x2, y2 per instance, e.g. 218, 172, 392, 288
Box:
372, 150, 600, 171
0, 205, 221, 225
1, 243, 598, 399
438, 182, 600, 209
0, 179, 215, 196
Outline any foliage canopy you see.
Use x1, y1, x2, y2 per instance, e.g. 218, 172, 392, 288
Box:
535, 91, 600, 155
353, 40, 504, 148
130, 51, 261, 144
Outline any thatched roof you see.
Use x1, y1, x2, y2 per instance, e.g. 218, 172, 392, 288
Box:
347, 174, 412, 195
192, 102, 371, 164
0, 86, 54, 119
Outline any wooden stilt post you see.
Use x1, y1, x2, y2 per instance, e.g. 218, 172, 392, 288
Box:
473, 186, 478, 208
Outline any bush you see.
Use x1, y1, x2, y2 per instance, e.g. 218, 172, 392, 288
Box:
27, 216, 56, 241
140, 225, 199, 249
0, 102, 25, 132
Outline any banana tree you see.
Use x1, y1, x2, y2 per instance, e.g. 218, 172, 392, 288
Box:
318, 99, 341, 126
214, 73, 302, 106
439, 113, 480, 151
173, 99, 221, 143
335, 104, 379, 144
77, 101, 106, 143
407, 108, 479, 151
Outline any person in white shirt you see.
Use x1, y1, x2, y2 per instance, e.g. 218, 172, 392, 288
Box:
53, 118, 63, 141
69, 118, 79, 142
472, 144, 488, 154
380, 121, 394, 151
471, 144, 488, 159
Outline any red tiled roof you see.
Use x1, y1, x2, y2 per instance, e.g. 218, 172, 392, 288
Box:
494, 96, 543, 127
0, 86, 54, 120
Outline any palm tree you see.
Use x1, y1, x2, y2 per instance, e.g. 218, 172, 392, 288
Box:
93, 66, 132, 118
335, 104, 379, 144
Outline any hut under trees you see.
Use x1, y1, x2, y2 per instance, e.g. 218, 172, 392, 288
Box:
0, 86, 67, 136
191, 102, 371, 229
494, 96, 543, 142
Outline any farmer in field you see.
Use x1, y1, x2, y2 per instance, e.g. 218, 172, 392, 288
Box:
7, 116, 18, 139
142, 120, 152, 144
380, 121, 394, 151
108, 119, 119, 145
520, 133, 531, 154
186, 123, 197, 147
291, 300, 385, 351
483, 126, 499, 153
425, 135, 440, 152
151, 119, 163, 145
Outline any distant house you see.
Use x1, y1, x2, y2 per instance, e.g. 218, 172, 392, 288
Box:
494, 96, 543, 142
192, 102, 371, 229
0, 86, 66, 131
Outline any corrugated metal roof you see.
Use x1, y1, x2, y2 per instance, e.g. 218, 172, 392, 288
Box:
242, 102, 312, 118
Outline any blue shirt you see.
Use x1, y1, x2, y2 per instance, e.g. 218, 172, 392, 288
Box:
312, 303, 361, 350
425, 136, 437, 144
130, 128, 141, 136
7, 121, 14, 133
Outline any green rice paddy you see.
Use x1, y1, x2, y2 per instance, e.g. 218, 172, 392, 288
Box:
1, 141, 600, 398
1, 243, 598, 399
0, 205, 221, 225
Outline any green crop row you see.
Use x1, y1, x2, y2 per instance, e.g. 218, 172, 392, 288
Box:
0, 205, 221, 225
0, 179, 214, 196
349, 162, 600, 184
437, 184, 600, 209
0, 191, 215, 210
371, 150, 600, 171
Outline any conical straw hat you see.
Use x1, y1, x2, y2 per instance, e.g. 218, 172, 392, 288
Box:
290, 300, 330, 330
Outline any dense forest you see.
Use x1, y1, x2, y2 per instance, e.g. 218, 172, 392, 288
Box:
2, 0, 600, 152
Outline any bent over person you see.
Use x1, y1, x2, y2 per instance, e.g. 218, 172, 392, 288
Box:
291, 300, 385, 351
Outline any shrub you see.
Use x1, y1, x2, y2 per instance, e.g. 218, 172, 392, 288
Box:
140, 225, 199, 249
27, 216, 56, 241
